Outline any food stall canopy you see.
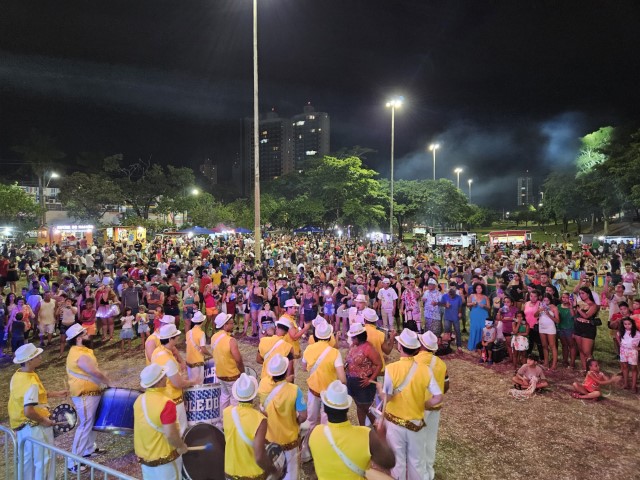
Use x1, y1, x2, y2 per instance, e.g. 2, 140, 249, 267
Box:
178, 226, 216, 235
293, 225, 323, 234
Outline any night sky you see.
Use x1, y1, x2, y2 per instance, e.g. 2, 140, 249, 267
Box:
1, 0, 639, 207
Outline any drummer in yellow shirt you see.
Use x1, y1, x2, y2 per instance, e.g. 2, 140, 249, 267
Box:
65, 323, 113, 473
280, 299, 310, 358
308, 315, 337, 347
258, 354, 307, 480
257, 318, 295, 379
9, 344, 68, 480
223, 373, 277, 480
144, 315, 184, 366
309, 380, 395, 480
185, 311, 210, 384
211, 312, 245, 416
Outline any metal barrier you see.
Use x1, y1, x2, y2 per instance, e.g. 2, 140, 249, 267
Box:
0, 424, 18, 480
18, 435, 137, 480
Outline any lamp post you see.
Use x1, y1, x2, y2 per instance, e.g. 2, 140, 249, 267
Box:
429, 143, 440, 181
39, 171, 60, 226
468, 179, 473, 201
454, 168, 463, 190
386, 97, 403, 241
252, 0, 261, 263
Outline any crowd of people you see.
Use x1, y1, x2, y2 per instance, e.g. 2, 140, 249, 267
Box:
3, 232, 640, 479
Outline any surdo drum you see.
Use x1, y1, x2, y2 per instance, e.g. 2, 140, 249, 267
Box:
184, 384, 221, 426
182, 423, 225, 480
93, 387, 141, 434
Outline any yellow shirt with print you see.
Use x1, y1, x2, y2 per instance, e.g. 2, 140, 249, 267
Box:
8, 370, 49, 429
133, 388, 179, 464
309, 421, 371, 480
223, 403, 266, 479
66, 345, 101, 397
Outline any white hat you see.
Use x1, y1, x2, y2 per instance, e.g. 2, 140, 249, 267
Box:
13, 343, 44, 364
427, 278, 438, 285
191, 311, 205, 324
396, 328, 421, 350
214, 313, 232, 329
474, 268, 482, 274
267, 354, 289, 377
284, 299, 299, 309
320, 380, 353, 410
419, 331, 438, 351
347, 323, 366, 337
65, 323, 86, 341
363, 308, 378, 323
276, 317, 292, 330
159, 315, 176, 325
314, 322, 333, 340
354, 294, 367, 303
312, 315, 327, 328
158, 324, 181, 340
382, 278, 391, 284
140, 364, 166, 388
232, 373, 259, 402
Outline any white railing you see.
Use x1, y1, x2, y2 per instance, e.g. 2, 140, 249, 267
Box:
0, 424, 18, 480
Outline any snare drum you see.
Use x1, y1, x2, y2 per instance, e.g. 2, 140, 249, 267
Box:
184, 384, 221, 426
93, 387, 141, 434
203, 358, 217, 385
182, 423, 225, 480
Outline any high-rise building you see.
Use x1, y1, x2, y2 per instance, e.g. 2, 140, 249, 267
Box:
517, 176, 534, 206
291, 103, 330, 167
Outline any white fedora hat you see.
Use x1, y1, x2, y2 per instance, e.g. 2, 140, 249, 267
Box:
159, 314, 176, 325
354, 294, 367, 303
232, 373, 259, 402
396, 328, 421, 350
276, 317, 292, 330
140, 364, 166, 388
347, 323, 366, 337
320, 380, 353, 410
13, 343, 44, 364
419, 331, 439, 351
214, 313, 233, 329
267, 354, 289, 377
65, 323, 86, 341
284, 299, 299, 309
158, 324, 181, 340
363, 308, 378, 323
191, 311, 205, 324
314, 321, 333, 340
312, 315, 327, 328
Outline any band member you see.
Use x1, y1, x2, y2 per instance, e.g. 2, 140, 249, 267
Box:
144, 315, 184, 366
257, 318, 295, 379
151, 324, 196, 435
9, 344, 68, 480
211, 313, 245, 415
134, 364, 188, 480
185, 311, 209, 384
309, 380, 395, 479
417, 331, 449, 480
65, 323, 112, 473
280, 299, 309, 359
381, 329, 443, 480
223, 373, 277, 479
259, 354, 308, 480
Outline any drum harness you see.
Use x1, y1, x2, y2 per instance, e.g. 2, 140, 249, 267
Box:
263, 339, 285, 364
323, 426, 366, 477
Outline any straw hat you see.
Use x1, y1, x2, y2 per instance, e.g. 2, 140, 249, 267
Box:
396, 328, 421, 349
65, 323, 86, 341
347, 323, 366, 337
363, 308, 378, 323
419, 331, 438, 351
232, 373, 259, 402
158, 324, 181, 340
214, 313, 233, 329
13, 344, 44, 364
267, 354, 289, 377
191, 311, 205, 324
320, 380, 353, 410
314, 322, 333, 340
140, 364, 166, 388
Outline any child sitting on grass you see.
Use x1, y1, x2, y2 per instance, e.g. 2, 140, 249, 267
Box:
480, 320, 497, 365
512, 354, 549, 390
571, 358, 621, 400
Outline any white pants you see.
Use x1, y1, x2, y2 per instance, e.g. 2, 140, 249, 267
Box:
385, 420, 428, 480
141, 457, 183, 480
381, 310, 394, 330
187, 365, 204, 385
302, 393, 326, 458
68, 395, 101, 468
18, 424, 55, 480
283, 446, 299, 480
423, 410, 441, 480
215, 379, 238, 429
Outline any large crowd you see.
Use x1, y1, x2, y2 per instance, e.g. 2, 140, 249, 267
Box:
2, 232, 640, 480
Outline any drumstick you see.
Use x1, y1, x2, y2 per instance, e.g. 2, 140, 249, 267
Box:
187, 443, 213, 452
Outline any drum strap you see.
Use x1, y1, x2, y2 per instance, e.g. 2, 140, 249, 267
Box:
141, 395, 164, 433
323, 426, 366, 477
309, 346, 332, 377
393, 361, 418, 395
211, 332, 226, 351
66, 368, 96, 384
430, 355, 437, 370
231, 407, 253, 447
263, 339, 284, 363
188, 330, 203, 352
262, 383, 286, 411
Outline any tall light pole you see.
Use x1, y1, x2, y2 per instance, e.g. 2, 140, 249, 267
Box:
252, 0, 261, 262
429, 143, 440, 181
468, 178, 473, 201
386, 97, 403, 241
39, 171, 59, 226
454, 167, 463, 190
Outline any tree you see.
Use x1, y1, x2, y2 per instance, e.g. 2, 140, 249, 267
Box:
0, 183, 42, 228
576, 126, 613, 175
541, 171, 586, 233
379, 179, 429, 240
58, 172, 122, 223
421, 179, 470, 229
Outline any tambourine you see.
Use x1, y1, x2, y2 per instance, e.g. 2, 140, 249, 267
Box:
51, 403, 78, 438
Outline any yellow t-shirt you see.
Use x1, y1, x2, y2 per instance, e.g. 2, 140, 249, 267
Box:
133, 388, 179, 463
223, 403, 266, 478
8, 370, 49, 429
309, 421, 371, 480
211, 271, 222, 286
66, 345, 101, 397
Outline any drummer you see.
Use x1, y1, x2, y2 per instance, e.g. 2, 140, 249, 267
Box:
223, 373, 277, 479
134, 364, 188, 480
308, 315, 337, 347
280, 298, 310, 358
151, 324, 196, 435
211, 312, 245, 416
308, 380, 395, 479
185, 311, 209, 384
9, 343, 68, 480
145, 315, 184, 367
259, 354, 308, 480
257, 318, 295, 379
65, 323, 113, 474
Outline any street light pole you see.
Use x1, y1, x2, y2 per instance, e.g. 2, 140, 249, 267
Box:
429, 144, 439, 181
386, 98, 403, 241
454, 168, 463, 190
252, 0, 261, 263
468, 178, 473, 201
39, 171, 59, 226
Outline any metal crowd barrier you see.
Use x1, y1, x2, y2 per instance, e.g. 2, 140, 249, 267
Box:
18, 435, 137, 480
0, 424, 18, 480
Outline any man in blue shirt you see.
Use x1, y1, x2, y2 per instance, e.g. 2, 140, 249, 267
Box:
440, 283, 463, 352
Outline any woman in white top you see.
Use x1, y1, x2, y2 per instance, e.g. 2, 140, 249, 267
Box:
535, 293, 560, 370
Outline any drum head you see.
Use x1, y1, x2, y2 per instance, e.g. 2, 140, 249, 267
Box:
183, 423, 225, 480
51, 403, 77, 438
